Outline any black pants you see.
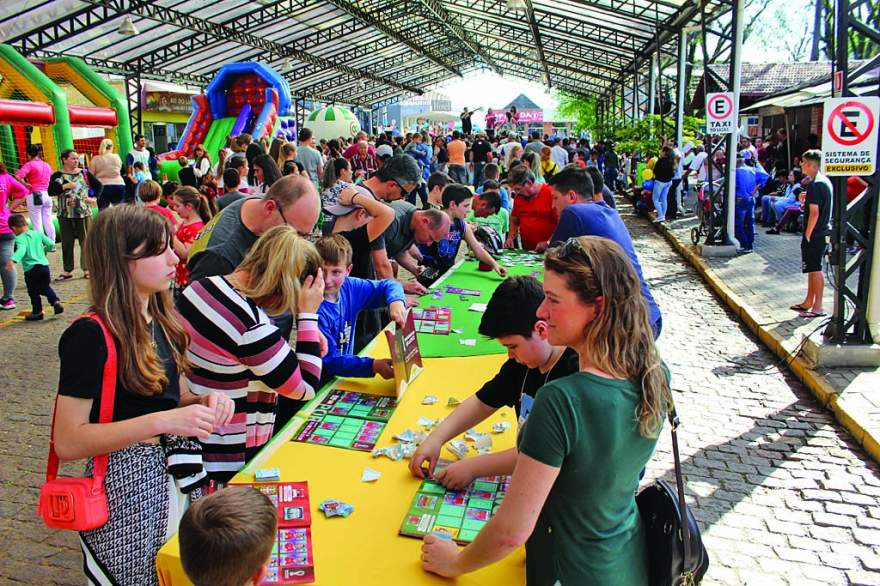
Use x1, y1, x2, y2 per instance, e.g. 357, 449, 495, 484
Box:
58, 216, 90, 273
98, 184, 126, 209
24, 265, 59, 314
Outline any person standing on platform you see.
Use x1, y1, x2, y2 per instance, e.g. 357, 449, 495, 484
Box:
421, 236, 669, 586
791, 149, 833, 318
460, 107, 474, 136
16, 144, 55, 240
52, 206, 233, 586
49, 149, 102, 280
505, 165, 557, 252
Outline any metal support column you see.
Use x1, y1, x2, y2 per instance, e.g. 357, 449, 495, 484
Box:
722, 0, 745, 248
648, 56, 656, 117
675, 31, 687, 147
124, 62, 143, 138
699, 0, 741, 247
632, 69, 639, 121
825, 0, 879, 344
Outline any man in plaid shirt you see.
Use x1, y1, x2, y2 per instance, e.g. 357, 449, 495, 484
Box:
348, 140, 380, 181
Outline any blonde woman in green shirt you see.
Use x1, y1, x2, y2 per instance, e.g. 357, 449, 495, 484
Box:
422, 235, 670, 585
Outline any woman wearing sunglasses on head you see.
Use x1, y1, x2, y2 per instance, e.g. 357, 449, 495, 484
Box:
422, 235, 670, 586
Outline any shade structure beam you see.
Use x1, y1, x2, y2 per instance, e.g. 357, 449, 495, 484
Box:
415, 0, 503, 75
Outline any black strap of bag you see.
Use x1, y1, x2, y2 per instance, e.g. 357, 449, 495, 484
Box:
668, 407, 691, 568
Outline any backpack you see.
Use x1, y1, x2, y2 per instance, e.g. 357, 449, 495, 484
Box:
472, 225, 503, 257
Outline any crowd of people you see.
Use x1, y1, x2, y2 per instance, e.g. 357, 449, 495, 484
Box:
0, 104, 861, 583
11, 110, 839, 586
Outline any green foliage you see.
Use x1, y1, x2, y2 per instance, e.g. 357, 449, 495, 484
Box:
554, 91, 596, 133
598, 114, 705, 155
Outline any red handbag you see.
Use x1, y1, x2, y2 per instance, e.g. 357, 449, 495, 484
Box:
38, 314, 117, 531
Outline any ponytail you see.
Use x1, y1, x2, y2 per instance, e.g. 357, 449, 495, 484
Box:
321, 156, 350, 191
174, 186, 212, 224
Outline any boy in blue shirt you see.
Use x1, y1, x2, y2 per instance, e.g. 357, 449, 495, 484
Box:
418, 184, 507, 284
6, 214, 63, 320
316, 234, 407, 384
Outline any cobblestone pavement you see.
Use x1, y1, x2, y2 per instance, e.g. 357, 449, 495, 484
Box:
1, 207, 880, 585
662, 205, 880, 459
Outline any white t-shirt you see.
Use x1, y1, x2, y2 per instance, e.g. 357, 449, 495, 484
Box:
689, 152, 709, 182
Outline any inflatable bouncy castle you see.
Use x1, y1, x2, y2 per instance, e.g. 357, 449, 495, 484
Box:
159, 62, 291, 181
0, 44, 132, 172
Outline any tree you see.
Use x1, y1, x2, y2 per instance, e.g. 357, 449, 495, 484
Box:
812, 0, 879, 60
554, 92, 596, 134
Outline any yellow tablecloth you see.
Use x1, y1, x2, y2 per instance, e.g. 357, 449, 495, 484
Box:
156, 349, 526, 585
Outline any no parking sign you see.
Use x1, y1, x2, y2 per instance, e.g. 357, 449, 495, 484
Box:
706, 92, 736, 134
821, 96, 879, 176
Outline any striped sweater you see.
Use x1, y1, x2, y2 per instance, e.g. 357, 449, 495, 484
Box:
176, 276, 322, 482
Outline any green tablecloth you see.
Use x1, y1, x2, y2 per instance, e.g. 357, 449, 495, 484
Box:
415, 254, 544, 358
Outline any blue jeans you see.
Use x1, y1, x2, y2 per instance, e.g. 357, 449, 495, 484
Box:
652, 180, 671, 219
735, 196, 756, 250
761, 195, 776, 225
448, 164, 468, 184
0, 234, 16, 302
473, 162, 485, 187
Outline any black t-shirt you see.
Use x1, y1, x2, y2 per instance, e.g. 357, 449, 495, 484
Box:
58, 318, 180, 424
471, 140, 493, 164
475, 347, 579, 418
805, 176, 833, 238
653, 156, 674, 182
338, 224, 380, 280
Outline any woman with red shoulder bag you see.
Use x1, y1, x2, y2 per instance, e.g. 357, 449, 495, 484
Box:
48, 205, 233, 585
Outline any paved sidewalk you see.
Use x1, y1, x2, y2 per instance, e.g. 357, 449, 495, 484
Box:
656, 209, 880, 464
2, 212, 880, 584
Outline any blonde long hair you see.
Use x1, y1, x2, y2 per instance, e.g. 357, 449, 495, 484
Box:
235, 226, 321, 316
545, 236, 670, 437
84, 206, 190, 396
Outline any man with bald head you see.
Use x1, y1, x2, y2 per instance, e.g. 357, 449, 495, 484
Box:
349, 139, 380, 180
187, 174, 320, 281
343, 131, 376, 159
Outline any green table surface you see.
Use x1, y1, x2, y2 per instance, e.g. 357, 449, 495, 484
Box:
414, 253, 544, 358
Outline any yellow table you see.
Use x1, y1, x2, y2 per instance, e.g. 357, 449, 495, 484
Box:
156, 347, 526, 585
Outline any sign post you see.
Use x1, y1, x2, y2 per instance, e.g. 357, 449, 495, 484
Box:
706, 92, 736, 134
821, 96, 879, 176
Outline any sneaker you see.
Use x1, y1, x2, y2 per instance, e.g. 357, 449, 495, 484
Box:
0, 298, 15, 310
53, 301, 65, 315
766, 228, 780, 235
25, 312, 44, 321
737, 248, 754, 255
652, 217, 665, 223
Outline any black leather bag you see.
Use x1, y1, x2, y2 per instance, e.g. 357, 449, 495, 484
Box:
637, 409, 710, 586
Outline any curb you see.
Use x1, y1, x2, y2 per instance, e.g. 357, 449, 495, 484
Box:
652, 219, 880, 464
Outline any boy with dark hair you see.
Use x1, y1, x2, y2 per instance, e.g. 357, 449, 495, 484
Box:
218, 168, 245, 211
225, 156, 249, 193
316, 234, 407, 384
179, 486, 277, 586
476, 163, 511, 210
417, 184, 507, 282
585, 165, 617, 208
6, 214, 63, 320
409, 275, 578, 488
467, 186, 509, 236
426, 171, 452, 208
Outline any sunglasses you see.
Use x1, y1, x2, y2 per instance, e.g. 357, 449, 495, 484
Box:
556, 237, 605, 298
394, 179, 415, 198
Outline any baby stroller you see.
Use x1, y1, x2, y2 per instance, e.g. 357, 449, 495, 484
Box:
690, 180, 724, 245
